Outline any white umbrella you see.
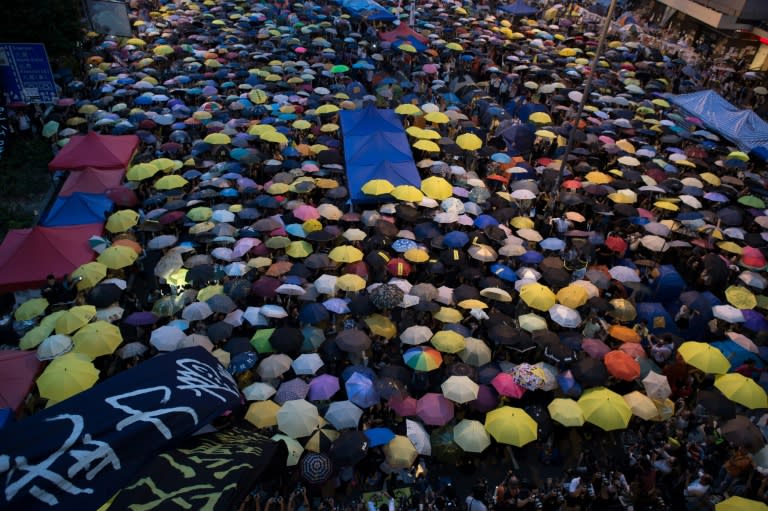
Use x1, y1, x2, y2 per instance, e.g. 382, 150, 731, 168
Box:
257, 354, 294, 379
260, 304, 288, 318
182, 301, 213, 321
292, 353, 324, 375
223, 309, 244, 327
178, 333, 214, 352
400, 325, 433, 345
458, 337, 492, 367
276, 284, 306, 296
406, 419, 432, 456
243, 306, 269, 326
609, 265, 641, 283
641, 371, 671, 400
325, 400, 363, 429
639, 235, 668, 252
224, 262, 248, 276
314, 274, 338, 295
440, 375, 479, 403
549, 305, 581, 328
713, 305, 745, 323
453, 419, 491, 453
149, 325, 186, 351
95, 305, 124, 323
37, 334, 73, 361
277, 399, 320, 438
242, 381, 277, 401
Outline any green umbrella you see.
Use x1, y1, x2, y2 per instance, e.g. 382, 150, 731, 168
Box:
738, 195, 766, 209
42, 120, 60, 138
330, 64, 350, 74
251, 328, 276, 353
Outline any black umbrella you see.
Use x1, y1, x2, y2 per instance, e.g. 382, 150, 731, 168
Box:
224, 279, 251, 301
305, 253, 335, 270
207, 321, 233, 343
720, 415, 765, 453
697, 390, 736, 418
477, 363, 502, 385
251, 277, 281, 298
269, 327, 303, 354
329, 431, 369, 465
571, 357, 608, 388
374, 377, 407, 399
223, 337, 252, 355
300, 452, 333, 485
335, 329, 372, 352
85, 283, 123, 308
207, 294, 237, 313
446, 363, 477, 379
379, 364, 411, 383
186, 264, 221, 285
369, 284, 404, 310
453, 284, 480, 302
347, 295, 375, 316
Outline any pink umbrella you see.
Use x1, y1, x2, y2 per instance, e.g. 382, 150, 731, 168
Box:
416, 393, 454, 426
295, 46, 307, 54
0, 350, 42, 410
308, 374, 340, 401
423, 64, 439, 74
619, 342, 647, 359
293, 204, 320, 221
581, 338, 610, 359
388, 394, 418, 416
491, 372, 526, 398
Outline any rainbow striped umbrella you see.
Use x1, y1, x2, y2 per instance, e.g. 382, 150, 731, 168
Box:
403, 346, 443, 372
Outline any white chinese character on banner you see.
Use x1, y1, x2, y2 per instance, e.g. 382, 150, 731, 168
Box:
105, 386, 199, 440
176, 358, 239, 403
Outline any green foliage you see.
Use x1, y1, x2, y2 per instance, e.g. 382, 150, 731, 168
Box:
0, 0, 83, 59
0, 138, 52, 240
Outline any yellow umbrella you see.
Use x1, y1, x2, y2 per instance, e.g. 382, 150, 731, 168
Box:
246, 400, 280, 427
105, 210, 139, 233
14, 298, 49, 321
292, 119, 312, 130
535, 129, 556, 139
424, 112, 449, 124
336, 274, 366, 292
73, 320, 122, 358
154, 175, 189, 190
718, 241, 743, 255
547, 398, 585, 427
37, 352, 99, 402
484, 406, 538, 446
329, 245, 364, 263
678, 341, 730, 374
585, 171, 613, 184
608, 298, 637, 321
125, 37, 147, 46
726, 286, 757, 309
714, 373, 768, 409
187, 206, 213, 221
248, 124, 276, 136
556, 285, 589, 309
126, 162, 160, 181
413, 139, 440, 152
261, 131, 289, 144
651, 98, 670, 108
578, 387, 632, 431
151, 158, 178, 172
249, 89, 269, 104
203, 133, 231, 145
397, 44, 417, 53
97, 245, 139, 269
153, 44, 175, 56
431, 330, 466, 353
267, 182, 290, 195
417, 129, 441, 140
457, 299, 488, 310
197, 284, 224, 302
364, 314, 397, 339
529, 112, 552, 124
519, 283, 556, 311
404, 248, 430, 263
55, 305, 97, 335
20, 324, 54, 349
716, 496, 768, 511
40, 310, 66, 330
420, 176, 453, 200
510, 216, 535, 229
456, 133, 483, 150
286, 241, 313, 258
395, 104, 423, 116
391, 185, 425, 202
316, 104, 340, 114
727, 151, 750, 162
77, 104, 98, 115
445, 42, 463, 51
654, 200, 679, 211
623, 391, 659, 420
384, 435, 418, 469
433, 307, 463, 323
362, 179, 394, 196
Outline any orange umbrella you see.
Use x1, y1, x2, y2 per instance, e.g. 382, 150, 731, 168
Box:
609, 325, 641, 343
604, 351, 641, 381
112, 238, 143, 254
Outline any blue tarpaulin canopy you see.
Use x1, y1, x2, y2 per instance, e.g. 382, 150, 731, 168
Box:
40, 192, 114, 227
337, 0, 396, 21
499, 0, 537, 16
668, 90, 768, 160
340, 105, 420, 203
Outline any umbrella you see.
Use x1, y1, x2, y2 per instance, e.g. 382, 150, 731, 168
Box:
300, 452, 333, 485
149, 325, 185, 351
275, 378, 311, 404
365, 427, 396, 448
292, 353, 324, 375
484, 406, 538, 447
491, 372, 526, 398
242, 382, 277, 401
519, 283, 556, 311
547, 398, 585, 427
459, 337, 492, 367
678, 341, 730, 374
416, 393, 455, 426
36, 334, 73, 361
14, 298, 49, 321
406, 419, 432, 456
277, 399, 320, 438
642, 371, 671, 400
578, 387, 632, 431
453, 419, 491, 453
257, 354, 293, 379
441, 375, 479, 403
720, 416, 766, 453
55, 305, 96, 334
716, 496, 768, 511
325, 400, 363, 429
404, 346, 443, 371
345, 372, 380, 408
72, 320, 122, 358
36, 352, 99, 403
329, 431, 369, 465
548, 305, 581, 328
401, 325, 433, 345
715, 373, 768, 409
431, 330, 466, 353
603, 351, 641, 381
308, 374, 340, 401
383, 435, 418, 469
623, 391, 659, 420
272, 434, 305, 467
246, 401, 280, 428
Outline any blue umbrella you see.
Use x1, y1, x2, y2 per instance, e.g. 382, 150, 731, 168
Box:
443, 231, 469, 248
299, 303, 330, 324
520, 251, 544, 265
474, 215, 499, 228
490, 263, 518, 282
491, 153, 511, 163
540, 238, 566, 251
711, 340, 763, 371
365, 427, 396, 447
392, 238, 418, 252
228, 351, 258, 375
346, 372, 380, 408
342, 364, 376, 382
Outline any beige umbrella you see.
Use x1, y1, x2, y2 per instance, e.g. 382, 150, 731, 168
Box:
246, 400, 280, 427
277, 399, 320, 438
453, 419, 491, 453
384, 435, 418, 469
458, 337, 492, 366
641, 371, 671, 400
623, 391, 659, 420
441, 375, 479, 403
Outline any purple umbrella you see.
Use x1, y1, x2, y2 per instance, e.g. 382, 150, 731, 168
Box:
308, 374, 340, 401
251, 277, 281, 298
416, 393, 454, 426
470, 384, 498, 413
123, 311, 159, 326
742, 310, 768, 333
345, 372, 380, 408
275, 377, 310, 404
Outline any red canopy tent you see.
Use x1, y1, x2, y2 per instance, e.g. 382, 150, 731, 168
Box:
48, 132, 139, 171
0, 224, 102, 292
379, 24, 428, 44
0, 351, 42, 411
58, 167, 127, 196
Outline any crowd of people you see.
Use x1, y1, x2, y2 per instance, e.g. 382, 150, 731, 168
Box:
2, 0, 768, 510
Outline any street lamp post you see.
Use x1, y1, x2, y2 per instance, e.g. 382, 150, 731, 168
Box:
549, 0, 619, 211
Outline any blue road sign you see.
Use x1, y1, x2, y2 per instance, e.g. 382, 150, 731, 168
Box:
0, 43, 58, 103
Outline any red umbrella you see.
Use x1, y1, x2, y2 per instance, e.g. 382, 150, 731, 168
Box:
416, 393, 454, 426
491, 372, 526, 398
105, 186, 139, 207
605, 236, 627, 255
0, 350, 42, 410
159, 211, 185, 224
603, 351, 641, 381
618, 342, 647, 359
344, 261, 369, 277
388, 394, 418, 416
386, 258, 412, 277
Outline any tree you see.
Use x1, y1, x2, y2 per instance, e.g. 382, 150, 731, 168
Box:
0, 0, 83, 60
